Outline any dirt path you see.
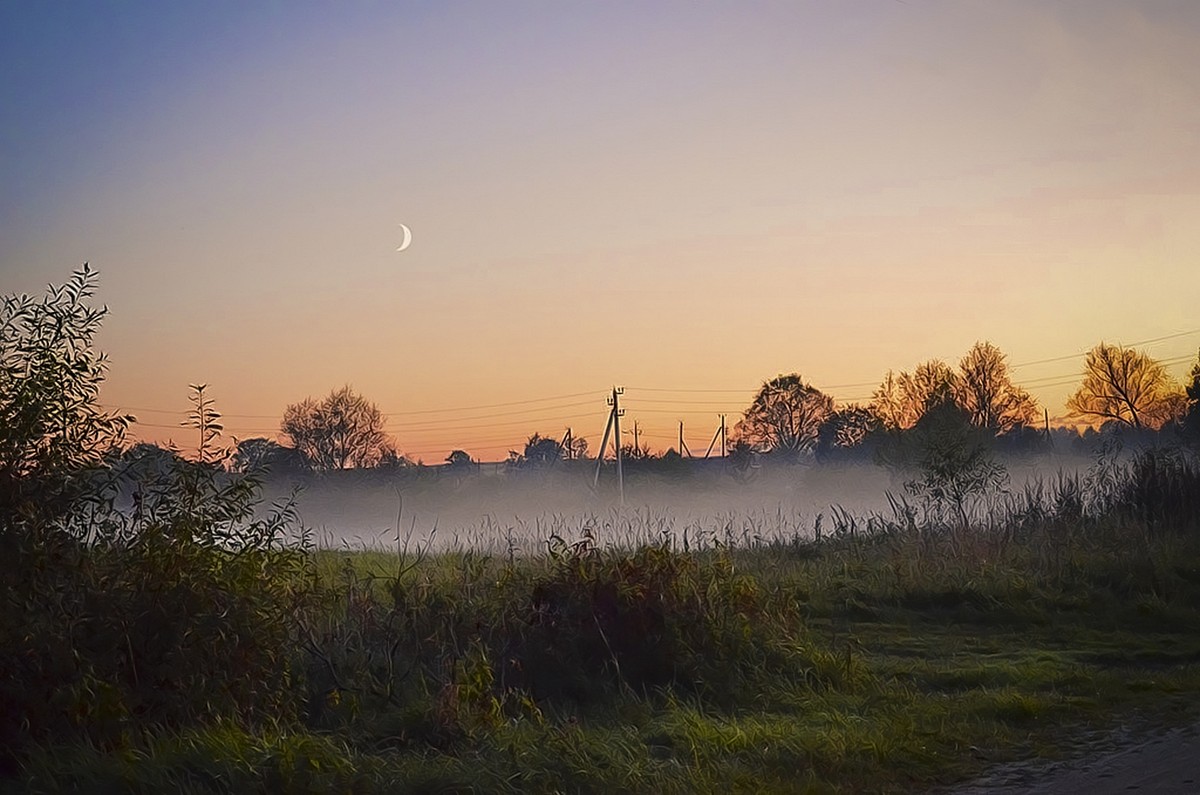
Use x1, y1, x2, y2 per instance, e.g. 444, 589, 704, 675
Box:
949, 720, 1200, 794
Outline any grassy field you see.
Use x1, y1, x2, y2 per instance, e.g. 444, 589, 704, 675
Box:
12, 461, 1200, 794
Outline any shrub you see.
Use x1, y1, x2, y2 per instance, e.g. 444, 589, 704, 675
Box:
0, 267, 313, 771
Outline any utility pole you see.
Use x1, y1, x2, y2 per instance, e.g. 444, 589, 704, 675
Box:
679, 421, 692, 458
612, 388, 624, 504
560, 427, 573, 460
720, 414, 727, 458
632, 420, 639, 456
703, 416, 721, 459
592, 386, 625, 505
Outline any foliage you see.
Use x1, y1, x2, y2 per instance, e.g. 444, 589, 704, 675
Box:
733, 374, 833, 456
955, 341, 1039, 434
897, 398, 1008, 527
119, 442, 186, 476
0, 263, 132, 534
232, 436, 307, 475
281, 385, 391, 470
9, 269, 1200, 792
870, 360, 957, 430
507, 432, 566, 468
1183, 349, 1200, 445
816, 404, 882, 461
446, 449, 475, 469
1110, 448, 1200, 533
620, 441, 653, 461
1067, 343, 1185, 429
0, 268, 314, 771
11, 443, 1200, 790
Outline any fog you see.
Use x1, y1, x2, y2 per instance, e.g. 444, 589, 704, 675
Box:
260, 454, 1098, 553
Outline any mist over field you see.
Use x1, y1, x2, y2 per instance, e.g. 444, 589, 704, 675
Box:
266, 454, 1096, 552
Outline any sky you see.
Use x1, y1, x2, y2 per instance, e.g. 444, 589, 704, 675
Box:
2, 0, 1199, 462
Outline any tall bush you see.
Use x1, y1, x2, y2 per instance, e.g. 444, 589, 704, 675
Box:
0, 267, 313, 769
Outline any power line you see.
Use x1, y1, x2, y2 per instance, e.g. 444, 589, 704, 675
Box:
142, 408, 606, 437
102, 388, 606, 420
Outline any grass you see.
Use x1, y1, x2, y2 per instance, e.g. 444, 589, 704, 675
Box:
7, 451, 1200, 793
15, 499, 1200, 793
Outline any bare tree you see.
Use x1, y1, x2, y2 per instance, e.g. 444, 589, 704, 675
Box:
734, 374, 833, 455
281, 386, 390, 470
955, 342, 1039, 435
1067, 343, 1185, 430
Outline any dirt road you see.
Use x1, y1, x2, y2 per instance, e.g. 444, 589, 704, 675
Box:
950, 721, 1200, 794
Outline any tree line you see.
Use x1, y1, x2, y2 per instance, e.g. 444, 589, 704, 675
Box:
172, 339, 1197, 476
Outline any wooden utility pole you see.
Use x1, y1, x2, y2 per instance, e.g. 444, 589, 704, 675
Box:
703, 416, 721, 459
703, 414, 730, 459
592, 387, 625, 504
679, 421, 692, 458
612, 388, 624, 504
560, 427, 573, 460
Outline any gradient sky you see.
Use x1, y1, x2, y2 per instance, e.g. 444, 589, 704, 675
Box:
3, 1, 1198, 461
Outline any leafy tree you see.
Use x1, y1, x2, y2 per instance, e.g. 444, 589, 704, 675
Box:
870, 361, 957, 430
902, 397, 1007, 527
446, 449, 475, 469
816, 404, 882, 460
0, 267, 311, 763
281, 386, 391, 470
955, 342, 1039, 435
508, 433, 565, 468
734, 374, 833, 456
376, 442, 413, 471
1067, 343, 1185, 430
119, 442, 185, 473
232, 437, 306, 474
0, 264, 132, 533
1183, 349, 1200, 444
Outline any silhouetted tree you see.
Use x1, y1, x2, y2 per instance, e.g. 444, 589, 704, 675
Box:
445, 449, 474, 469
0, 264, 132, 530
734, 374, 833, 456
902, 397, 1007, 527
118, 441, 185, 475
620, 442, 653, 461
232, 437, 306, 474
281, 386, 391, 470
816, 404, 882, 460
1067, 344, 1185, 430
507, 433, 565, 468
870, 361, 957, 430
955, 342, 1039, 435
1183, 349, 1200, 445
726, 438, 759, 479
376, 443, 412, 472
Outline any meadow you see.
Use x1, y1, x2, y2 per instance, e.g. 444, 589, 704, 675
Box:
6, 450, 1200, 793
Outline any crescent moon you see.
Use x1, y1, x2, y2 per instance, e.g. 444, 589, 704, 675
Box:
396, 223, 412, 252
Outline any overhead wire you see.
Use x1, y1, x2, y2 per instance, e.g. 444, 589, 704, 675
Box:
113, 332, 1199, 456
